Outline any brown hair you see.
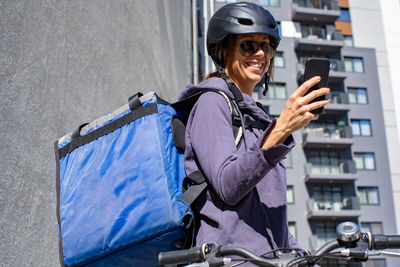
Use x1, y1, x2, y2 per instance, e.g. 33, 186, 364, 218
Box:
204, 35, 275, 81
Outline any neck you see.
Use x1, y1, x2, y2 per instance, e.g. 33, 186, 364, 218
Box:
224, 70, 255, 96
228, 76, 255, 96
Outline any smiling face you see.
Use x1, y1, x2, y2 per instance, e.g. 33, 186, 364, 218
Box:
225, 34, 272, 95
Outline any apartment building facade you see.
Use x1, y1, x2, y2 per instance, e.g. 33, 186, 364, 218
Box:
193, 0, 398, 266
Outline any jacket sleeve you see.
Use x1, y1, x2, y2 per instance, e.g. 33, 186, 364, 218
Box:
186, 92, 294, 206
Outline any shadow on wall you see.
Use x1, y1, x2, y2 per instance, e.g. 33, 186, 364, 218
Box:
0, 1, 192, 266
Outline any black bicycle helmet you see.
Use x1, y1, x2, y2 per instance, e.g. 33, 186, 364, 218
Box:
207, 1, 281, 69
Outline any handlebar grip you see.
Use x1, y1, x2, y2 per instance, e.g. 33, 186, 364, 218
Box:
371, 234, 400, 250
158, 247, 204, 266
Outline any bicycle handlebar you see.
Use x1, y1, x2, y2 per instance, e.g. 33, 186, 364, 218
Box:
159, 222, 400, 267
158, 245, 205, 266
370, 234, 400, 250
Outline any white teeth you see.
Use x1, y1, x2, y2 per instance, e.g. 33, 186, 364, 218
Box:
249, 62, 263, 68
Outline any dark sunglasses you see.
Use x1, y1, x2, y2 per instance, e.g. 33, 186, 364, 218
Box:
239, 40, 275, 58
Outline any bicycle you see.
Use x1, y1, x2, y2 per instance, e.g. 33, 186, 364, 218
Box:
158, 221, 400, 267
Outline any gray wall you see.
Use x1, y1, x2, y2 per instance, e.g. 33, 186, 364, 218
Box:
0, 1, 192, 266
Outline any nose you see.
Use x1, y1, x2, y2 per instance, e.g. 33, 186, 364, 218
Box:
253, 46, 266, 57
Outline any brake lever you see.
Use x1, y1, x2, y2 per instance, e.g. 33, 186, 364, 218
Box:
366, 250, 400, 258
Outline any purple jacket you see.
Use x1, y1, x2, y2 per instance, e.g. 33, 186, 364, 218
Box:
178, 77, 300, 260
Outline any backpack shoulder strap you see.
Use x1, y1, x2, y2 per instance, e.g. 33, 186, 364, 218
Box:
178, 89, 244, 206
177, 89, 245, 248
172, 89, 243, 150
214, 90, 243, 148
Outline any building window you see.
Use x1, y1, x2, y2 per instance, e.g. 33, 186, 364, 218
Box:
314, 222, 336, 248
344, 35, 354, 47
309, 150, 340, 174
348, 87, 368, 104
354, 152, 375, 170
274, 51, 285, 68
288, 222, 297, 239
357, 187, 380, 205
361, 222, 383, 234
301, 24, 326, 39
344, 57, 364, 73
338, 8, 351, 22
364, 259, 387, 267
313, 222, 364, 267
284, 151, 293, 168
312, 185, 343, 211
263, 83, 287, 100
287, 185, 295, 204
259, 0, 280, 7
296, 0, 322, 9
351, 119, 372, 136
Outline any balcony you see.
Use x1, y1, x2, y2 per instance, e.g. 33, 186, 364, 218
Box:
302, 126, 353, 148
295, 28, 344, 53
292, 0, 340, 23
327, 59, 347, 83
297, 58, 347, 83
325, 92, 350, 112
304, 161, 358, 183
307, 197, 361, 220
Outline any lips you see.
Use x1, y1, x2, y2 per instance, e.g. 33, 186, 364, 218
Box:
246, 61, 264, 74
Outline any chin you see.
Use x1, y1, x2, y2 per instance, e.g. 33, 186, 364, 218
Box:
248, 74, 264, 84
245, 69, 265, 82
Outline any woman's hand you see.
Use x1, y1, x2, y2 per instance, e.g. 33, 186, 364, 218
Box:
262, 76, 330, 149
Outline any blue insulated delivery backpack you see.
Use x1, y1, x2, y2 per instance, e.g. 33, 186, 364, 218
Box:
54, 91, 243, 266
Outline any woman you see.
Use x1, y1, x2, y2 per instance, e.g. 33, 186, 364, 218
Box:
178, 1, 330, 261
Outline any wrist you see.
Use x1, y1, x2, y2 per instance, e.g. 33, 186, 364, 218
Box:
262, 119, 291, 148
273, 118, 292, 141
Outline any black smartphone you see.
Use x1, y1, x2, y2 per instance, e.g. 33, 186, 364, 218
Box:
303, 58, 330, 114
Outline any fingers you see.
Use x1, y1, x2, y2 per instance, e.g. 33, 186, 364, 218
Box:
307, 98, 330, 112
303, 87, 330, 104
293, 76, 321, 98
288, 87, 329, 112
311, 113, 320, 120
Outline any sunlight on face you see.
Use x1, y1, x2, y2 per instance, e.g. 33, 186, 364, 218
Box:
226, 33, 271, 94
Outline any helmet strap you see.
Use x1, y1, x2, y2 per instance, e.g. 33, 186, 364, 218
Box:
218, 48, 226, 70
263, 73, 270, 96
217, 65, 225, 77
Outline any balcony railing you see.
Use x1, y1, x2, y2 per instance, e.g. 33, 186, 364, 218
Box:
329, 59, 345, 72
304, 125, 352, 139
302, 126, 353, 148
295, 24, 344, 52
293, 0, 339, 10
306, 161, 356, 175
329, 92, 349, 105
299, 57, 345, 72
292, 0, 340, 23
307, 197, 361, 219
297, 57, 347, 83
299, 30, 344, 41
304, 161, 358, 182
311, 197, 360, 211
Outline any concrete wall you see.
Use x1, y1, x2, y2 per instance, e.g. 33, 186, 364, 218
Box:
349, 0, 400, 235
379, 0, 400, 236
0, 1, 192, 266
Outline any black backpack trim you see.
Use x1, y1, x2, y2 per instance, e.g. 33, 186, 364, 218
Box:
58, 103, 158, 159
172, 89, 245, 248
